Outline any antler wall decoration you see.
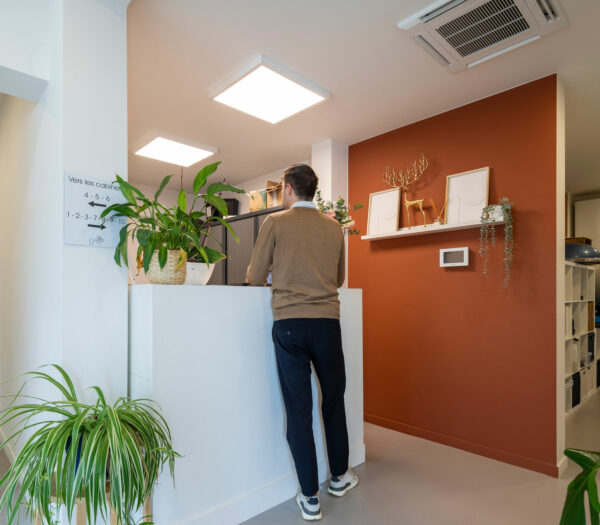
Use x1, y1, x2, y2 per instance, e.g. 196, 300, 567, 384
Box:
383, 153, 429, 228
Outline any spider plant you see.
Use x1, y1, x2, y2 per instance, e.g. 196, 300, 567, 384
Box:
0, 365, 179, 525
100, 161, 244, 272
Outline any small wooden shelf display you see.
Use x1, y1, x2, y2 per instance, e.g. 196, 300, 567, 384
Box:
565, 262, 598, 414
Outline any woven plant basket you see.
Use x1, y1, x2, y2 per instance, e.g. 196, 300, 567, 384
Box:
146, 250, 187, 285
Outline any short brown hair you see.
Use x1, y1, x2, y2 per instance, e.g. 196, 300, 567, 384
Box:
283, 164, 318, 201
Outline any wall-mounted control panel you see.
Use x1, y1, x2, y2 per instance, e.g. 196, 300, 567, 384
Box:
440, 247, 469, 267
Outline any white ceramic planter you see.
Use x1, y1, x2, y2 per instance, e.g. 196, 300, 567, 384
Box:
487, 204, 504, 222
185, 262, 215, 285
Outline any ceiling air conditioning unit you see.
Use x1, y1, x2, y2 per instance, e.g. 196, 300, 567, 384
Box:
398, 0, 567, 72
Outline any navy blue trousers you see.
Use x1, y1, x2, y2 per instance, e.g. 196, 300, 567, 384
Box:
272, 318, 349, 496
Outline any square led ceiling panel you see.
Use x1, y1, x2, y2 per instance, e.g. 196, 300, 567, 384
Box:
212, 55, 330, 124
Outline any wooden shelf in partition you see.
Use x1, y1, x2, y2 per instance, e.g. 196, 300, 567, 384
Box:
361, 219, 505, 241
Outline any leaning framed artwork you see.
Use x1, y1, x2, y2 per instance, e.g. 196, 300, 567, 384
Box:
367, 187, 401, 235
444, 167, 489, 224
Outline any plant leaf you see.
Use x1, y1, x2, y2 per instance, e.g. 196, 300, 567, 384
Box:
204, 195, 228, 217
114, 245, 122, 267
206, 182, 244, 195
158, 246, 167, 269
203, 247, 226, 264
136, 229, 151, 248
115, 175, 143, 205
590, 475, 600, 513
560, 449, 600, 525
177, 189, 187, 213
143, 237, 156, 273
193, 161, 221, 194
154, 174, 174, 202
209, 215, 239, 243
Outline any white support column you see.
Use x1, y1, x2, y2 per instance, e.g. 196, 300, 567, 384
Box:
61, 0, 129, 404
311, 139, 349, 203
556, 76, 567, 477
311, 139, 350, 286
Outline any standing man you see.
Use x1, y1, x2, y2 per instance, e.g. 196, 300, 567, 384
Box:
246, 164, 358, 521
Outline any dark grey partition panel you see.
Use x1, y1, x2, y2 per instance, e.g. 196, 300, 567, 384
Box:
206, 224, 226, 285
257, 211, 270, 233
226, 217, 256, 284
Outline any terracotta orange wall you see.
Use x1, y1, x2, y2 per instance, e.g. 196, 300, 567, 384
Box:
348, 76, 558, 476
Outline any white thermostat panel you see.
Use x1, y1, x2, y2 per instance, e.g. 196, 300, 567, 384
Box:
440, 247, 469, 267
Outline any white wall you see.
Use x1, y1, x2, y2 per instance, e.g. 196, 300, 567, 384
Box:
0, 0, 51, 79
575, 197, 600, 298
0, 0, 63, 452
0, 0, 129, 458
0, 0, 51, 101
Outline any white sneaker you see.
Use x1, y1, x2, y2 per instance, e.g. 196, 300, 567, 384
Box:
327, 468, 359, 497
296, 492, 322, 521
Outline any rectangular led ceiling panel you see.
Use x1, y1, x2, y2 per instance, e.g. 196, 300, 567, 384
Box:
135, 137, 216, 167
212, 55, 329, 124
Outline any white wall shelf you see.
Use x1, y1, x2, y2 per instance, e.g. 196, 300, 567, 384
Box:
361, 219, 504, 241
565, 330, 596, 341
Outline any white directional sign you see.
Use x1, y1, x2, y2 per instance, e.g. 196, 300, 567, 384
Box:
64, 173, 128, 248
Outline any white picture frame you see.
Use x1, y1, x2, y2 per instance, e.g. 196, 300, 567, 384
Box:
445, 167, 490, 224
367, 188, 401, 235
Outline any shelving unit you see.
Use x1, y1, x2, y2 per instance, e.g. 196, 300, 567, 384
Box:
565, 262, 597, 414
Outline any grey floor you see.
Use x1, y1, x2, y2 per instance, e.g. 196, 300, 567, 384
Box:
1, 393, 598, 525
242, 391, 600, 525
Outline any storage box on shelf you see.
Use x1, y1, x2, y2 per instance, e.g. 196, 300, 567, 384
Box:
565, 262, 597, 414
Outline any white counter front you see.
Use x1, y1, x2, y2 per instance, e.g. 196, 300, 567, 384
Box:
129, 286, 365, 525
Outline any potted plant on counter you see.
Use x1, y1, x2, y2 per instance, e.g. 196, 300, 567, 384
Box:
100, 161, 244, 284
0, 365, 179, 525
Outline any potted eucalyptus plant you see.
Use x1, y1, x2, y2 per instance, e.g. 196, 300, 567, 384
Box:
100, 161, 244, 284
315, 190, 363, 235
0, 365, 179, 525
479, 197, 515, 287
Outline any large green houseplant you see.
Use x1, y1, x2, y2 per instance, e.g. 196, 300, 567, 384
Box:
0, 365, 178, 525
560, 448, 600, 525
100, 161, 244, 283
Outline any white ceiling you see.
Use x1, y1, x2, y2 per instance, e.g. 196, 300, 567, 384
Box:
127, 0, 600, 193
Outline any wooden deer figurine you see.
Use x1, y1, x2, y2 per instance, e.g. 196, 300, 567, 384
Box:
404, 194, 426, 228
383, 153, 429, 228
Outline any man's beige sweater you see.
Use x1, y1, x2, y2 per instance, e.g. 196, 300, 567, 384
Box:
246, 206, 345, 320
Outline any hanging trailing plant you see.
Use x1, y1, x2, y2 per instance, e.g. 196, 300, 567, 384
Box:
479, 197, 515, 287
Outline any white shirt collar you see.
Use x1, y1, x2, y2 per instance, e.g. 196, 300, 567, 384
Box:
291, 201, 316, 209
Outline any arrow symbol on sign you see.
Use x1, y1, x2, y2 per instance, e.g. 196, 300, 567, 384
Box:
88, 224, 106, 230
88, 201, 107, 208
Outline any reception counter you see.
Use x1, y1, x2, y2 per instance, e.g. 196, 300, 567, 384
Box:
129, 285, 365, 525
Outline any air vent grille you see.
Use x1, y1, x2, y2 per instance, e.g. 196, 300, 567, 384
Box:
436, 0, 530, 57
